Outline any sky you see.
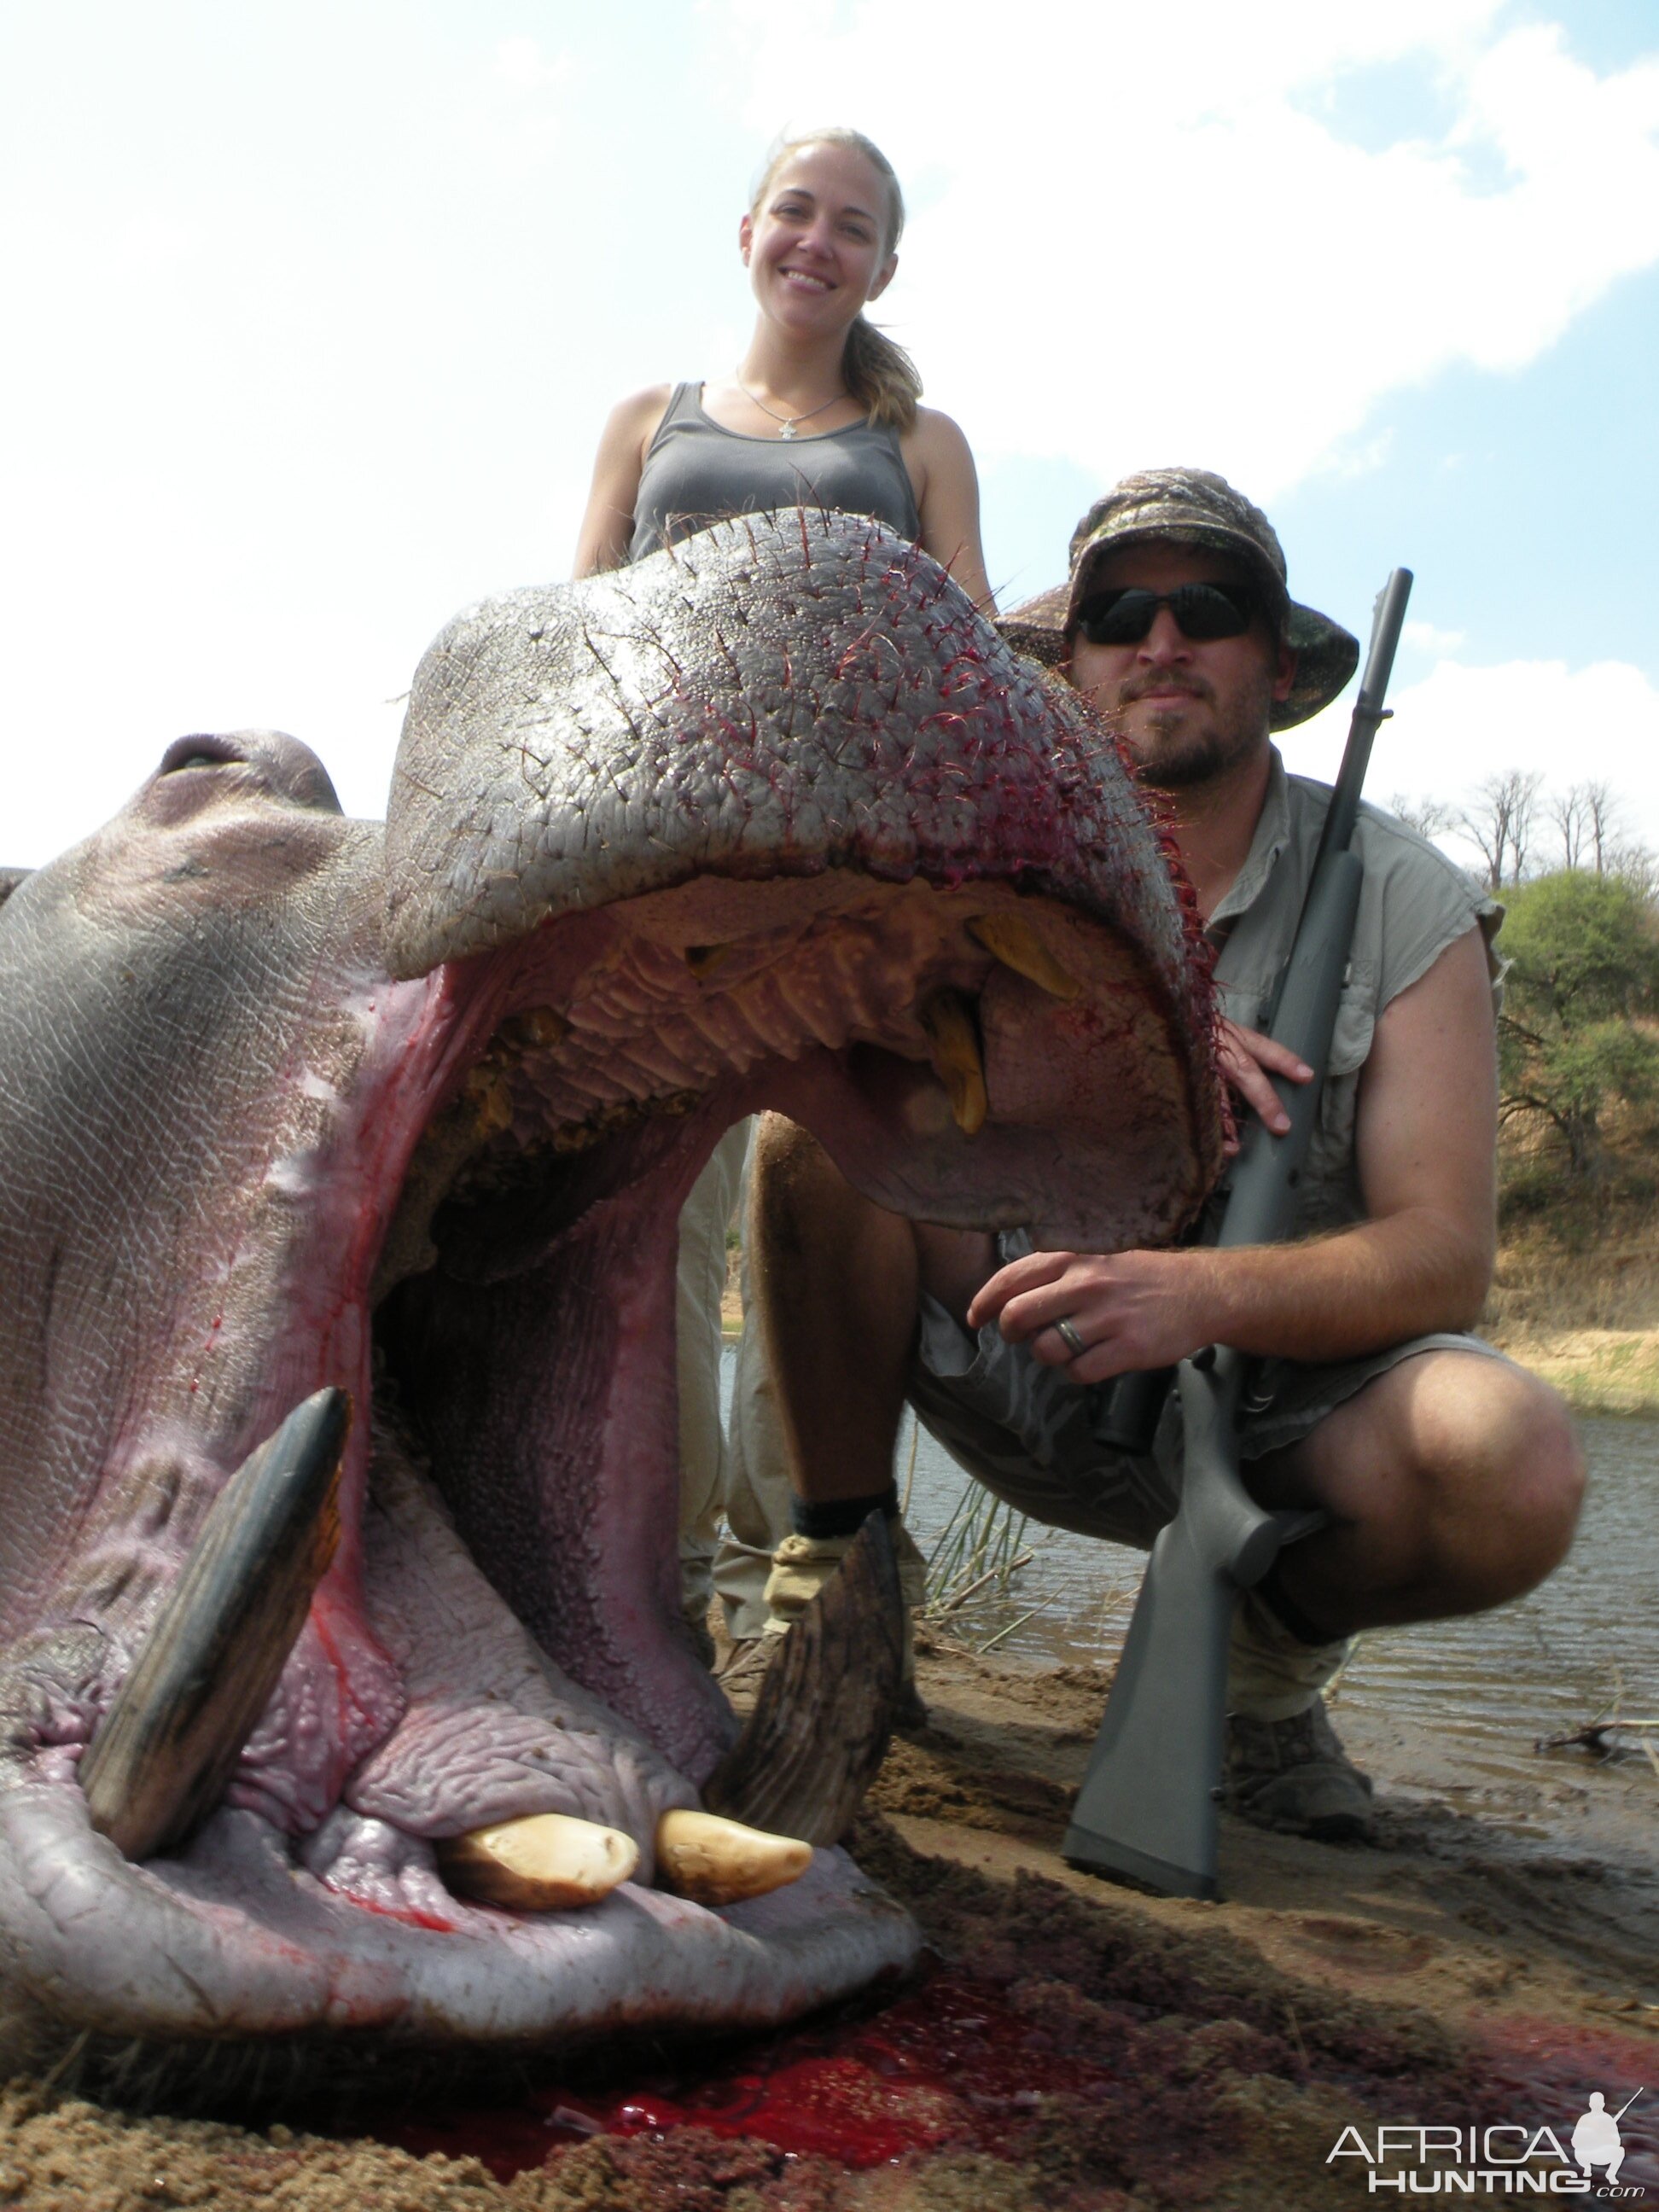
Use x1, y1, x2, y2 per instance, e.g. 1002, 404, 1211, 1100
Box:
3, 0, 1657, 878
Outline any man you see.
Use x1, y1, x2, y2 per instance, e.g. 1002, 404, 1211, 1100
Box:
748, 469, 1585, 1839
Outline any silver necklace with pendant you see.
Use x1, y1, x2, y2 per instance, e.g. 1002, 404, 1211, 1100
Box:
736, 379, 848, 440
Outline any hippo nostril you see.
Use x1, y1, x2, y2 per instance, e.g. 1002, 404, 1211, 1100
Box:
160, 735, 240, 776
79, 1388, 350, 1862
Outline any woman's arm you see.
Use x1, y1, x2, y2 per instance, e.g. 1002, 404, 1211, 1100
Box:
572, 385, 673, 578
905, 408, 994, 610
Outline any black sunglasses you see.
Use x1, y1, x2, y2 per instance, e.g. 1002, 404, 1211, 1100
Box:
1074, 582, 1257, 647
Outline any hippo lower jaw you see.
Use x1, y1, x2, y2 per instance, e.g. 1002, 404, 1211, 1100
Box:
0, 855, 1206, 2081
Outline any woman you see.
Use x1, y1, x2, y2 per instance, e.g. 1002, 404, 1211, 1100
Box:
575, 128, 985, 1679
573, 127, 992, 607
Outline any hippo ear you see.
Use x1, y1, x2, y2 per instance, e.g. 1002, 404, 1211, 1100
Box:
0, 869, 28, 913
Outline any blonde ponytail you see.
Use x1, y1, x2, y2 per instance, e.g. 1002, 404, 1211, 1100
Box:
751, 127, 923, 431
842, 314, 922, 431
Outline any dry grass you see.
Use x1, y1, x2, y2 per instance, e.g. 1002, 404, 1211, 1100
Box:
1484, 1189, 1659, 1411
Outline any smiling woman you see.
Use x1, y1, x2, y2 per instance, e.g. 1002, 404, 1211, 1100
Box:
571, 130, 994, 1670
572, 127, 991, 607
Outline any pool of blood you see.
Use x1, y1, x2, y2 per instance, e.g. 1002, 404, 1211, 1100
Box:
376, 1960, 1126, 2180
368, 1970, 1659, 2187
1476, 2019, 1659, 2188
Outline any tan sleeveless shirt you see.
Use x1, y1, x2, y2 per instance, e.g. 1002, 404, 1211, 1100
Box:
1207, 750, 1501, 1239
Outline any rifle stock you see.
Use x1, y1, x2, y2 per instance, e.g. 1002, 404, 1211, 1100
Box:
1062, 568, 1412, 1898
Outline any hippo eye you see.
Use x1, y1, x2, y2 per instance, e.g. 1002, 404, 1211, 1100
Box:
171, 754, 222, 771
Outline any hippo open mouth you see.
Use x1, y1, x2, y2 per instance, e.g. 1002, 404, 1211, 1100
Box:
0, 513, 1222, 2095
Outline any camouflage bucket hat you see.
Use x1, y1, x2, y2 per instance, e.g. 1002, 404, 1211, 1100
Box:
997, 467, 1359, 731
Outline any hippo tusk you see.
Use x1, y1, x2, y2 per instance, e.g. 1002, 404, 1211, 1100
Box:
702, 1511, 903, 1847
968, 912, 1082, 1001
655, 1809, 812, 1906
438, 1812, 639, 1911
80, 1388, 350, 1862
918, 991, 988, 1136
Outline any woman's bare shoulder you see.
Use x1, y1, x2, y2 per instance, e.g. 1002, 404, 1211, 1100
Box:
905, 405, 975, 458
602, 382, 678, 446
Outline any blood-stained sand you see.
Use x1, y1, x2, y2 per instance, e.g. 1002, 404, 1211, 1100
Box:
0, 1637, 1652, 2209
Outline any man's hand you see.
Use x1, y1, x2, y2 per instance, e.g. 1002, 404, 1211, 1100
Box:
963, 930, 1499, 1384
1217, 1017, 1311, 1144
961, 1022, 1311, 1383
966, 1247, 1225, 1388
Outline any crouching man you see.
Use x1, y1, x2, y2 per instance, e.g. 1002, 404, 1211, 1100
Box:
748, 468, 1585, 1840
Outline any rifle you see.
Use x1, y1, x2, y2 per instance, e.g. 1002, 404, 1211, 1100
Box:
1061, 568, 1414, 1901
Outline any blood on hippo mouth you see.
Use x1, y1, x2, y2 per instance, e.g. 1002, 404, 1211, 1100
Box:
0, 852, 1214, 2085
362, 857, 1211, 1826
381, 865, 1209, 1672
0, 515, 1223, 2087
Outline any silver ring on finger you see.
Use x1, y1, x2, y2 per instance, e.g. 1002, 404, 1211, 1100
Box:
1052, 1315, 1087, 1359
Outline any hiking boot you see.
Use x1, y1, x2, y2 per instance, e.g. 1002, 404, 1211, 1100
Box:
1223, 1698, 1375, 1842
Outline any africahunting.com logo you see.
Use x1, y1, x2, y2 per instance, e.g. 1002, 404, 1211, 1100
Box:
1328, 2087, 1646, 2195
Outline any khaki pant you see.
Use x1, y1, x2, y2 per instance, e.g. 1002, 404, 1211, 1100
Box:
676, 1123, 794, 1638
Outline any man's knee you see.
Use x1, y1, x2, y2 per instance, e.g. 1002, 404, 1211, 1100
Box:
748, 1114, 918, 1353
1411, 1355, 1586, 1599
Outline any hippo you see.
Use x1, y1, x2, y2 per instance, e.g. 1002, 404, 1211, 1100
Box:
0, 510, 1222, 2102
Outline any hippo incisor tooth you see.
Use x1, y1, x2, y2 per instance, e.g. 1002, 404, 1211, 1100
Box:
918, 990, 988, 1136
81, 1388, 349, 1862
438, 1813, 639, 1912
968, 912, 1082, 1001
654, 1810, 812, 1907
703, 1512, 904, 1846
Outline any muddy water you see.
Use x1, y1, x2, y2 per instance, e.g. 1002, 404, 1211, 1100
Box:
905, 1409, 1657, 1805
719, 1350, 1656, 1804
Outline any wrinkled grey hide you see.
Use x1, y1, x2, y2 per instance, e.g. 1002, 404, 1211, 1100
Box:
0, 511, 1221, 2102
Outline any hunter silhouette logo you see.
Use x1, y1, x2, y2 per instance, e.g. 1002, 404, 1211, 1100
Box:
1327, 2084, 1648, 2194
1573, 2092, 1642, 2189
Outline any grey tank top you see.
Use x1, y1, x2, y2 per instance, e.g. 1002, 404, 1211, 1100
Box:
628, 381, 921, 561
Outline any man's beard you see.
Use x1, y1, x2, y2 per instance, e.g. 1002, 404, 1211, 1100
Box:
1119, 669, 1275, 791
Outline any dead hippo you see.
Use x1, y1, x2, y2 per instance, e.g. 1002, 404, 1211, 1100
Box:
0, 510, 1222, 2100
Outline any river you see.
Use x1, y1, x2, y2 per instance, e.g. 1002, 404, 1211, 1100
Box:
719, 1349, 1656, 1807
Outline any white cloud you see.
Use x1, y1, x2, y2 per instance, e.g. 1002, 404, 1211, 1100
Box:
1, 4, 1654, 870
710, 3, 1659, 498
1402, 620, 1466, 655
1279, 654, 1659, 863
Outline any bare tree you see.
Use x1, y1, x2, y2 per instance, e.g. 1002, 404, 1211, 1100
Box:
1388, 792, 1454, 840
1546, 784, 1588, 871
1455, 769, 1545, 890
1581, 780, 1622, 876
1608, 838, 1658, 901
